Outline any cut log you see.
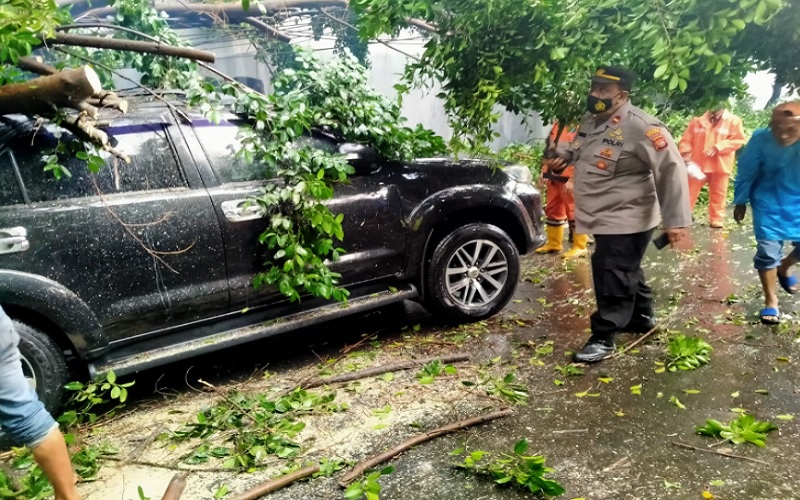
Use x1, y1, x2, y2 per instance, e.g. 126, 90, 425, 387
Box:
0, 66, 101, 117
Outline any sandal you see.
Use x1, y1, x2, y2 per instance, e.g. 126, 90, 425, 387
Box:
760, 307, 781, 325
778, 272, 799, 294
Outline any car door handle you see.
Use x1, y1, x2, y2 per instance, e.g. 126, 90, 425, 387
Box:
221, 200, 266, 222
0, 227, 29, 255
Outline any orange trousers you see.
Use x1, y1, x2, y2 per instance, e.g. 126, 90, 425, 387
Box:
688, 172, 729, 226
544, 180, 575, 223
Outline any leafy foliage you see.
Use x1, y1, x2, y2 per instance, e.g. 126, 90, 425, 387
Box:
344, 465, 395, 500
170, 388, 345, 470
666, 335, 712, 372
58, 370, 135, 428
453, 439, 565, 496
484, 372, 529, 405
696, 414, 778, 447
216, 48, 445, 302
415, 359, 457, 384
350, 0, 785, 145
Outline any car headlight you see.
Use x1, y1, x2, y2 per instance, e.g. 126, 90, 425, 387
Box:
503, 165, 533, 184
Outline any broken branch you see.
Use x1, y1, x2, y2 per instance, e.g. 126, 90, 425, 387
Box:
0, 66, 101, 117
302, 353, 471, 389
230, 465, 320, 500
339, 408, 513, 487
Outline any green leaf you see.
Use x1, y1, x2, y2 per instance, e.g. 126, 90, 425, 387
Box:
513, 439, 529, 455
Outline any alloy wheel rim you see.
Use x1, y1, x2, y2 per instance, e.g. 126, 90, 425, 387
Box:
445, 239, 508, 307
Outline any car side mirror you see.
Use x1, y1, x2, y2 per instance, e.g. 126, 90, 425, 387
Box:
339, 143, 380, 173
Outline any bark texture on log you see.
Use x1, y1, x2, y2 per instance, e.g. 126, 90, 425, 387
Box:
161, 473, 188, 500
0, 66, 101, 117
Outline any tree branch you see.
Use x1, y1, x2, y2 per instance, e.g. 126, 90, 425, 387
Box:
244, 17, 292, 43
339, 409, 513, 487
229, 465, 320, 500
71, 0, 437, 33
41, 32, 216, 63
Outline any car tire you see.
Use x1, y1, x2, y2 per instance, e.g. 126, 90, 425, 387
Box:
426, 223, 520, 323
13, 320, 70, 414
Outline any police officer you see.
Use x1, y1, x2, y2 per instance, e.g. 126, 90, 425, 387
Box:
548, 66, 691, 363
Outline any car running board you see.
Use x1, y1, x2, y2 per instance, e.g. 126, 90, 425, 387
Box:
88, 286, 418, 378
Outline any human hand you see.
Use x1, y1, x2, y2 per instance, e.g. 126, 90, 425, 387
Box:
704, 147, 718, 157
733, 204, 747, 224
664, 227, 688, 248
565, 179, 574, 196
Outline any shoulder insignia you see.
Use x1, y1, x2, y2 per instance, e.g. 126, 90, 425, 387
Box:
645, 127, 669, 151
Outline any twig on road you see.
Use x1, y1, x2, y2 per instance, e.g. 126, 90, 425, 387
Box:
303, 353, 472, 390
339, 408, 513, 487
229, 465, 320, 500
670, 441, 768, 465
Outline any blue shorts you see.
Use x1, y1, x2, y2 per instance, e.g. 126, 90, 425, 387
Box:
0, 307, 57, 448
754, 240, 800, 271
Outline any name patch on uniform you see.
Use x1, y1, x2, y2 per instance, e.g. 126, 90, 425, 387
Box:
602, 138, 624, 147
645, 127, 668, 151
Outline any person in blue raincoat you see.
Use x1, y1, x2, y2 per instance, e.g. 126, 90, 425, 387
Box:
733, 101, 800, 324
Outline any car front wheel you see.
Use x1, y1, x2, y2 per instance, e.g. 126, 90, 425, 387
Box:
13, 320, 70, 414
426, 223, 520, 323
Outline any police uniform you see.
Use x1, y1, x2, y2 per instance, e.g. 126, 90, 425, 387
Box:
567, 67, 691, 358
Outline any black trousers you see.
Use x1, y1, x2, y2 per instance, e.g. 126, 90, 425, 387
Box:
590, 229, 655, 338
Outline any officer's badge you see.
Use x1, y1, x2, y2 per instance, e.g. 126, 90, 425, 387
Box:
608, 128, 624, 141
599, 148, 614, 159
611, 115, 622, 125
646, 127, 669, 151
594, 101, 607, 112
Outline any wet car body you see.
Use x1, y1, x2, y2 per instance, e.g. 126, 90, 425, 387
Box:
0, 93, 544, 410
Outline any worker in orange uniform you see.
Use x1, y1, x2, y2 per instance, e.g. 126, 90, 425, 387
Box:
678, 106, 746, 228
536, 122, 589, 259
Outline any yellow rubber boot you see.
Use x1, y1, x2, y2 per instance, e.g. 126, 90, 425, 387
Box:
562, 233, 589, 259
536, 225, 564, 253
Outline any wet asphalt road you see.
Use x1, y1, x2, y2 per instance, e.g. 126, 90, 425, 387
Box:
90, 219, 800, 500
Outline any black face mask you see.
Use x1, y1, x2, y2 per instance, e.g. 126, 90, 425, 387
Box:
587, 92, 622, 114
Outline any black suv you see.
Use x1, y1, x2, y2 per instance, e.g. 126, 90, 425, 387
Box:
0, 93, 544, 411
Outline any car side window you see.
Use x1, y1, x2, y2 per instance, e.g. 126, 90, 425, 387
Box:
10, 122, 186, 203
0, 151, 25, 206
193, 120, 267, 184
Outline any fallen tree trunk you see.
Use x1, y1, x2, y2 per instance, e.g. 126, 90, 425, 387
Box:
42, 32, 216, 63
338, 408, 513, 487
0, 66, 101, 116
230, 465, 320, 500
17, 56, 128, 113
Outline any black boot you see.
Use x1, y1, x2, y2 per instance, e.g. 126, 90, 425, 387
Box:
624, 314, 658, 334
573, 335, 615, 363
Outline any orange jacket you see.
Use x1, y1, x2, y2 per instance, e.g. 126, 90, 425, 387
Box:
543, 123, 578, 179
678, 111, 746, 175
